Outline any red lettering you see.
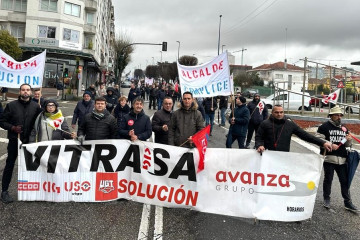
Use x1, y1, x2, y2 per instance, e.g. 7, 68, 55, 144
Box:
15, 64, 21, 70
186, 71, 192, 79
31, 60, 37, 67
218, 60, 223, 70
215, 171, 226, 182
254, 173, 265, 185
73, 181, 80, 191
278, 175, 290, 187
181, 70, 187, 78
1, 57, 6, 63
118, 179, 128, 193
212, 64, 218, 73
205, 67, 211, 76
137, 182, 145, 197
157, 186, 168, 201
228, 171, 239, 182
7, 61, 14, 69
266, 174, 277, 187
192, 70, 198, 78
24, 62, 29, 67
128, 181, 137, 195
199, 69, 205, 77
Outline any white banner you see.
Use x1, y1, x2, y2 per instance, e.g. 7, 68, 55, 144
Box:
322, 89, 340, 104
177, 52, 231, 97
0, 49, 46, 88
18, 139, 323, 222
145, 77, 154, 85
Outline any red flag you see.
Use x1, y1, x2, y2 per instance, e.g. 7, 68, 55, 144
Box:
322, 89, 340, 105
192, 125, 211, 172
174, 82, 179, 93
256, 100, 265, 115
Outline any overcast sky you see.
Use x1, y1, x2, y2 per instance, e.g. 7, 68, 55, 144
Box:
113, 0, 360, 75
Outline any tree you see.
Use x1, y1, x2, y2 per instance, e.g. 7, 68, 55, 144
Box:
113, 32, 134, 83
233, 72, 263, 89
0, 30, 22, 60
145, 65, 160, 79
159, 62, 178, 83
178, 55, 198, 66
134, 69, 144, 79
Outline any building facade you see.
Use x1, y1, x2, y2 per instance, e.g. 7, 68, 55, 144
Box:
0, 0, 115, 92
248, 62, 308, 92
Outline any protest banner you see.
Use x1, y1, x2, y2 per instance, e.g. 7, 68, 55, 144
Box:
145, 77, 154, 85
322, 89, 340, 105
18, 139, 323, 222
177, 52, 231, 97
0, 49, 46, 88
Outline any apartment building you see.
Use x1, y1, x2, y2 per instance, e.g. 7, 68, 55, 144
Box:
0, 0, 115, 90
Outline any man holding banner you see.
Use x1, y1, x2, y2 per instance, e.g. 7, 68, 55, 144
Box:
0, 84, 42, 203
245, 93, 268, 149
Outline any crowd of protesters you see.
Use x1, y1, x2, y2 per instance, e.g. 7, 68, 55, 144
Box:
0, 82, 358, 213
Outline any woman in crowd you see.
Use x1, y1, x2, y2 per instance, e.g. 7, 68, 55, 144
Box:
29, 99, 76, 142
113, 96, 130, 134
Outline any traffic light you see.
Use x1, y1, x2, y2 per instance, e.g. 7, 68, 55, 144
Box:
162, 42, 167, 51
59, 65, 63, 72
64, 68, 69, 78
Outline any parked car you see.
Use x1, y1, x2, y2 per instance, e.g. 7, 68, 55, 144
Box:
121, 81, 131, 88
263, 91, 312, 111
243, 89, 259, 98
345, 101, 360, 114
309, 95, 334, 108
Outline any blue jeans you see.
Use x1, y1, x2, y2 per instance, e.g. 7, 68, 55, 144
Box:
226, 133, 246, 149
220, 108, 226, 125
205, 113, 215, 133
157, 99, 163, 110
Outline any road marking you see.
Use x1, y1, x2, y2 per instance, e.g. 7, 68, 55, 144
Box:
153, 206, 163, 240
137, 204, 151, 240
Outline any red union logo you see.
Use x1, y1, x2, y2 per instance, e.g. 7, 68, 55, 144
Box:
128, 120, 134, 126
18, 181, 40, 191
95, 173, 118, 201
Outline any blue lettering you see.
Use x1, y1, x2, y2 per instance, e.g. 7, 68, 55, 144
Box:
24, 76, 30, 84
7, 73, 13, 83
32, 76, 39, 86
17, 75, 21, 84
224, 80, 228, 90
0, 72, 4, 81
217, 82, 222, 91
212, 83, 215, 93
205, 86, 211, 94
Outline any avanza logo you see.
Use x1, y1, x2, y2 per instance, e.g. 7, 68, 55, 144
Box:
99, 180, 114, 193
95, 173, 118, 201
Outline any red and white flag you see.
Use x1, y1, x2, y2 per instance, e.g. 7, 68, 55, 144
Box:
256, 100, 265, 115
322, 89, 340, 105
192, 125, 211, 172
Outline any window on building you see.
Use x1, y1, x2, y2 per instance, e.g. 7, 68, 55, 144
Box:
40, 0, 57, 12
64, 1, 80, 17
2, 0, 27, 12
86, 12, 95, 25
275, 74, 283, 79
63, 28, 79, 43
10, 24, 25, 42
38, 26, 56, 38
84, 36, 93, 49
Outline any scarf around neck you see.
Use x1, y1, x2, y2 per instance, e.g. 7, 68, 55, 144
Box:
44, 110, 64, 130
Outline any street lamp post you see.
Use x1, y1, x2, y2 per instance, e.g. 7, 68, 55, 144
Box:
217, 15, 222, 55
176, 41, 180, 61
241, 48, 247, 65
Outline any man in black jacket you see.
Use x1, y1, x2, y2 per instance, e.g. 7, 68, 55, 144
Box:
119, 97, 152, 141
245, 94, 268, 148
127, 83, 140, 106
255, 105, 332, 153
218, 96, 228, 126
72, 91, 94, 129
317, 105, 358, 212
152, 96, 173, 144
149, 84, 157, 110
104, 87, 118, 113
77, 97, 117, 141
0, 84, 42, 203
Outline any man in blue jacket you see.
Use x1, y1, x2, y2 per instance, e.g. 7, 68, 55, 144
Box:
226, 96, 250, 148
119, 97, 152, 141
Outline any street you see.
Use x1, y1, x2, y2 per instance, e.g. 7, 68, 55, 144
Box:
0, 89, 360, 240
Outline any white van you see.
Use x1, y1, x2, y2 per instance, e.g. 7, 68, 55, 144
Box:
263, 91, 312, 111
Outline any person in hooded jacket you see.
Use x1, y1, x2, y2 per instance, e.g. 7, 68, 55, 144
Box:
77, 96, 117, 141
168, 92, 204, 148
118, 97, 152, 141
245, 93, 268, 148
203, 97, 218, 135
113, 96, 130, 133
104, 87, 118, 113
226, 96, 250, 148
29, 99, 76, 142
71, 91, 94, 129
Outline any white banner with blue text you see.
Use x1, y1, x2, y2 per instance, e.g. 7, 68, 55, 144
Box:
177, 52, 231, 97
0, 49, 46, 88
18, 139, 323, 222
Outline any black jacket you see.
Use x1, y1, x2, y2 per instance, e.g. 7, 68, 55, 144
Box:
113, 103, 130, 129
247, 99, 269, 125
32, 97, 46, 110
78, 110, 117, 140
104, 87, 118, 112
228, 104, 250, 137
219, 96, 228, 109
152, 108, 172, 144
203, 98, 218, 114
118, 109, 152, 141
157, 89, 166, 100
0, 97, 41, 143
128, 87, 141, 104
150, 87, 158, 97
72, 100, 94, 126
255, 115, 325, 152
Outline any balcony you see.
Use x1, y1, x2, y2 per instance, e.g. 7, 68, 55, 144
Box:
8, 12, 26, 22
85, 0, 98, 11
83, 24, 96, 34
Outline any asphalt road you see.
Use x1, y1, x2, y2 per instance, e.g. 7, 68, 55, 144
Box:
0, 89, 360, 240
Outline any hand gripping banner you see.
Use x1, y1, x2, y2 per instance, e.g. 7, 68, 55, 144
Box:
18, 139, 323, 222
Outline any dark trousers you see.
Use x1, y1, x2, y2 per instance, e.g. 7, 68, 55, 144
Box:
246, 122, 260, 145
149, 96, 156, 109
323, 162, 351, 203
2, 139, 18, 192
226, 133, 246, 149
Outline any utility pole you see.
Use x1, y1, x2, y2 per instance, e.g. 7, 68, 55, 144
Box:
217, 15, 222, 55
302, 57, 307, 115
241, 48, 247, 65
